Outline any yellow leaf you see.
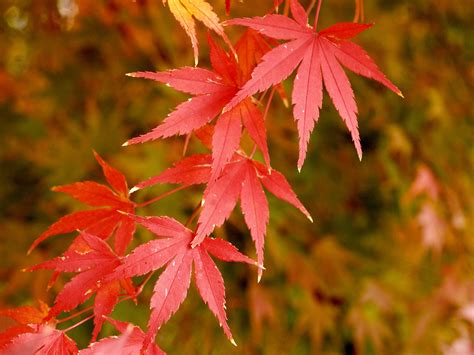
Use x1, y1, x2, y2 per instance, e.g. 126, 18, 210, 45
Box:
163, 0, 233, 65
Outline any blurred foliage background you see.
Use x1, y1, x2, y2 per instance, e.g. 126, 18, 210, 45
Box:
0, 0, 472, 354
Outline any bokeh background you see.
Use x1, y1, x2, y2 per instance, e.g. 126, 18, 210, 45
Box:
0, 0, 472, 354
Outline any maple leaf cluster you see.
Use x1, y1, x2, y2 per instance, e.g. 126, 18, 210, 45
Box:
0, 0, 401, 353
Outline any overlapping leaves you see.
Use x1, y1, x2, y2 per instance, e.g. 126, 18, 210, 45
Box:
226, 0, 402, 169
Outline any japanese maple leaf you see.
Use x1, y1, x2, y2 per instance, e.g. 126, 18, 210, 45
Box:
129, 154, 311, 281
29, 231, 134, 341
162, 0, 233, 65
106, 214, 256, 351
29, 151, 136, 256
80, 318, 164, 355
192, 156, 312, 280
125, 34, 271, 179
1, 325, 78, 355
225, 0, 403, 169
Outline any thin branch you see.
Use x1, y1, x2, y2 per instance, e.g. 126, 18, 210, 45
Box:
263, 87, 277, 122
57, 306, 93, 324
249, 144, 258, 159
62, 314, 94, 333
307, 0, 317, 15
353, 0, 360, 22
136, 185, 188, 207
186, 201, 202, 227
283, 0, 290, 16
314, 0, 323, 29
135, 272, 155, 296
183, 133, 191, 156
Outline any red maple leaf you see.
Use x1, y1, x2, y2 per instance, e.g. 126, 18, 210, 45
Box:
1, 325, 78, 355
125, 33, 273, 179
192, 155, 312, 280
29, 231, 135, 340
129, 153, 311, 281
225, 0, 402, 169
29, 151, 136, 256
80, 318, 164, 355
0, 301, 49, 350
106, 214, 256, 351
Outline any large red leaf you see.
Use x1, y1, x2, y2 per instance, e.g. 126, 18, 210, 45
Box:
131, 154, 309, 278
225, 0, 402, 167
107, 216, 255, 350
126, 34, 276, 179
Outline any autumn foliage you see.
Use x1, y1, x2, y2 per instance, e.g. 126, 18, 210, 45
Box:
1, 0, 472, 354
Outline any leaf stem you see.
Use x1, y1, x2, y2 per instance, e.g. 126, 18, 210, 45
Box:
249, 144, 258, 159
306, 0, 317, 15
57, 306, 94, 324
263, 87, 276, 122
186, 201, 202, 227
62, 314, 94, 333
353, 0, 360, 22
283, 0, 290, 16
135, 272, 155, 295
136, 185, 188, 207
183, 133, 191, 156
314, 0, 323, 30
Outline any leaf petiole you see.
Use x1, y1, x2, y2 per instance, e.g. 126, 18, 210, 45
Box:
56, 306, 94, 324
314, 0, 323, 29
136, 185, 189, 207
62, 314, 94, 333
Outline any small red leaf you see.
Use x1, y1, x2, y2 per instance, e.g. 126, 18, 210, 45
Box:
134, 154, 212, 191
202, 238, 256, 265
125, 89, 235, 144
94, 151, 129, 196
319, 22, 372, 40
114, 217, 136, 256
255, 163, 312, 221
127, 67, 225, 95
